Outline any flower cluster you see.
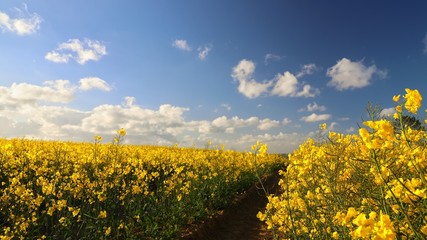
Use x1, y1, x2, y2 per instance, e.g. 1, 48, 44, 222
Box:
258, 88, 427, 239
0, 131, 285, 239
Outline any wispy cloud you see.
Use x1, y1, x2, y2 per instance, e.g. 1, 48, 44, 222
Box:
172, 39, 192, 51
298, 102, 326, 112
264, 53, 283, 64
300, 113, 331, 122
0, 4, 42, 35
282, 118, 292, 125
327, 58, 387, 91
45, 39, 107, 65
296, 64, 318, 78
79, 77, 111, 92
221, 103, 231, 111
198, 45, 212, 60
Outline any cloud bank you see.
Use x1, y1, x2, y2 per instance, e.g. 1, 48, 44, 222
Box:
0, 81, 307, 153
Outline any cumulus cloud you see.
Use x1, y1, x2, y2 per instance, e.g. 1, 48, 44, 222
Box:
296, 64, 318, 78
271, 72, 319, 97
0, 79, 113, 108
4, 80, 76, 104
231, 59, 273, 98
79, 77, 112, 92
0, 81, 308, 153
198, 45, 212, 60
232, 132, 307, 153
282, 118, 292, 125
45, 39, 107, 64
264, 53, 283, 64
232, 59, 319, 98
326, 58, 387, 90
299, 102, 326, 112
172, 39, 192, 51
0, 5, 42, 35
300, 113, 331, 122
258, 119, 280, 130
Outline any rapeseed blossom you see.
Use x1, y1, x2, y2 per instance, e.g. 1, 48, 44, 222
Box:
404, 88, 422, 114
259, 88, 427, 239
0, 130, 285, 239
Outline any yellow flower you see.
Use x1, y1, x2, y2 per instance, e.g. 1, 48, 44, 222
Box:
404, 88, 422, 114
373, 212, 395, 239
319, 123, 327, 130
94, 135, 102, 142
332, 231, 339, 239
117, 128, 126, 137
392, 94, 400, 102
393, 112, 399, 119
105, 227, 111, 236
99, 210, 107, 219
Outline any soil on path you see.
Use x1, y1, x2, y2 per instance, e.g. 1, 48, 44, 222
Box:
180, 171, 281, 240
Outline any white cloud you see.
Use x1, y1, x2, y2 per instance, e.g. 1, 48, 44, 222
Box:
299, 102, 327, 112
211, 116, 259, 133
7, 80, 76, 104
258, 119, 280, 130
271, 72, 319, 98
44, 51, 71, 63
300, 113, 331, 122
296, 64, 318, 78
326, 58, 387, 91
346, 127, 355, 133
45, 39, 107, 65
0, 79, 113, 108
328, 122, 338, 131
198, 45, 212, 60
380, 107, 395, 117
232, 59, 319, 98
172, 39, 192, 51
0, 5, 42, 35
221, 103, 231, 111
282, 118, 292, 125
0, 81, 311, 153
264, 53, 283, 64
231, 59, 272, 98
79, 77, 112, 92
233, 132, 307, 153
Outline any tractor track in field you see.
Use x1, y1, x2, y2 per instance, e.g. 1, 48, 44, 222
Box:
180, 171, 282, 240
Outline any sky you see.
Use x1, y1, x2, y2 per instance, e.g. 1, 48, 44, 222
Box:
0, 1, 427, 153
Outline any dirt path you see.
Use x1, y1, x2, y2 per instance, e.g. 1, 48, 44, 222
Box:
180, 171, 281, 240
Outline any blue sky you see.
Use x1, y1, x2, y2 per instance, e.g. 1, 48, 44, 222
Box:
1, 1, 426, 153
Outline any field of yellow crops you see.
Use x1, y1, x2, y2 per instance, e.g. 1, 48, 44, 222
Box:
258, 88, 427, 239
0, 131, 285, 239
